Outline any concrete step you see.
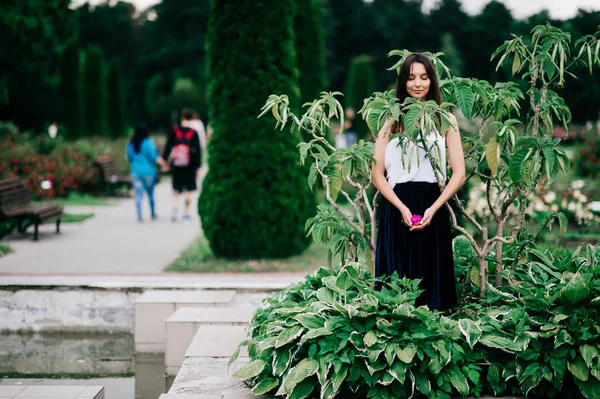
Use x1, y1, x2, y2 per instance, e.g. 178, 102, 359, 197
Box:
165, 307, 255, 376
185, 326, 248, 359
0, 385, 104, 398
135, 290, 236, 353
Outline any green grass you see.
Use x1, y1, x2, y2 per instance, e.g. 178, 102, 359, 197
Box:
59, 213, 95, 224
35, 192, 113, 207
166, 234, 329, 273
0, 244, 13, 257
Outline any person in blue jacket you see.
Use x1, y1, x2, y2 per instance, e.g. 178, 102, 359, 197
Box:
126, 123, 166, 222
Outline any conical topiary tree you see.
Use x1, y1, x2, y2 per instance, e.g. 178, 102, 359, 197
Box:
200, 0, 314, 259
295, 0, 327, 104
60, 37, 83, 140
107, 60, 127, 138
344, 55, 375, 139
83, 46, 108, 137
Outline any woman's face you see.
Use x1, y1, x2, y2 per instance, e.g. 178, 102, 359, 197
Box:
405, 62, 430, 99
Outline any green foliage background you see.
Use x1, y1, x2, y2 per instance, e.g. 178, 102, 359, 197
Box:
199, 0, 314, 259
83, 47, 109, 137
294, 0, 327, 105
60, 37, 83, 140
344, 55, 375, 138
107, 60, 127, 138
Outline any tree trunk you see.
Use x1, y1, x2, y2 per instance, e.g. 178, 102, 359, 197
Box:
479, 255, 487, 297
495, 220, 504, 287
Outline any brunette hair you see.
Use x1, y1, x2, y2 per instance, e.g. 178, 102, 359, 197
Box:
392, 53, 442, 133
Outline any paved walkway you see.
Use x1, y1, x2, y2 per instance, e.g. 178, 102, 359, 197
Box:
0, 180, 201, 275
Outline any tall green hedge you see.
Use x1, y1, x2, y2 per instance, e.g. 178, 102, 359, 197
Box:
345, 55, 375, 138
295, 0, 327, 104
60, 38, 83, 140
83, 46, 108, 137
200, 0, 314, 259
107, 60, 127, 138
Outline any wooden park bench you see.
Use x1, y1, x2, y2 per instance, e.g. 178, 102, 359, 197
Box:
93, 155, 131, 194
0, 177, 63, 241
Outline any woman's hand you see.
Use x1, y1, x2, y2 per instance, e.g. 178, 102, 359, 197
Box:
397, 204, 413, 227
410, 207, 437, 231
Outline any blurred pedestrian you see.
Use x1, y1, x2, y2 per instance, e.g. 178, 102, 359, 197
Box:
344, 107, 358, 146
189, 111, 208, 179
162, 108, 202, 222
126, 122, 165, 222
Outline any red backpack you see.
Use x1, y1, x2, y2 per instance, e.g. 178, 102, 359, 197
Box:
170, 125, 195, 167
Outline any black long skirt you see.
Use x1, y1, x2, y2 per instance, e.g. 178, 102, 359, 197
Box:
375, 181, 458, 310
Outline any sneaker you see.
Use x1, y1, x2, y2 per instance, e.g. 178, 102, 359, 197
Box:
183, 215, 192, 221
171, 215, 177, 223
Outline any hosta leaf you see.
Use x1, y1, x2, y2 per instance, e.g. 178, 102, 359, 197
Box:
551, 357, 567, 382
283, 358, 319, 393
555, 330, 574, 349
479, 334, 520, 352
299, 327, 333, 345
575, 377, 600, 399
488, 364, 501, 386
568, 356, 589, 382
429, 357, 444, 375
364, 331, 378, 347
251, 378, 280, 395
396, 343, 417, 363
273, 346, 292, 377
331, 365, 348, 393
390, 361, 407, 383
276, 325, 304, 348
294, 313, 326, 329
447, 365, 469, 396
378, 371, 395, 386
433, 340, 451, 366
458, 318, 482, 349
385, 342, 399, 366
229, 339, 251, 366
416, 374, 432, 395
581, 345, 599, 369
289, 379, 315, 399
561, 272, 590, 304
231, 359, 266, 380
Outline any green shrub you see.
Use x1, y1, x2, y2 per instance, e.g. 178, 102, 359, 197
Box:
107, 60, 127, 138
232, 244, 600, 398
145, 77, 206, 129
59, 38, 83, 139
295, 0, 327, 105
344, 55, 375, 139
200, 0, 314, 258
83, 46, 108, 137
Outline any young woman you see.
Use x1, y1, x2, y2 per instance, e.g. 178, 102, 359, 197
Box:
126, 123, 165, 222
371, 53, 466, 310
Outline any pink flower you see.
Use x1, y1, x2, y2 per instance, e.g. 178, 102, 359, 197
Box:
411, 215, 422, 225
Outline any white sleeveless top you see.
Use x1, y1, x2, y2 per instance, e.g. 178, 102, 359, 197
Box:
384, 130, 447, 188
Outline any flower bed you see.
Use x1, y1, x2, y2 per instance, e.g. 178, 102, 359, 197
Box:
0, 124, 98, 199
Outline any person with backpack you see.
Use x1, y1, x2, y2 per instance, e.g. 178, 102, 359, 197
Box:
126, 122, 166, 222
162, 108, 202, 222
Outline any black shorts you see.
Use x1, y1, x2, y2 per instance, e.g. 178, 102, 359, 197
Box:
172, 168, 197, 193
